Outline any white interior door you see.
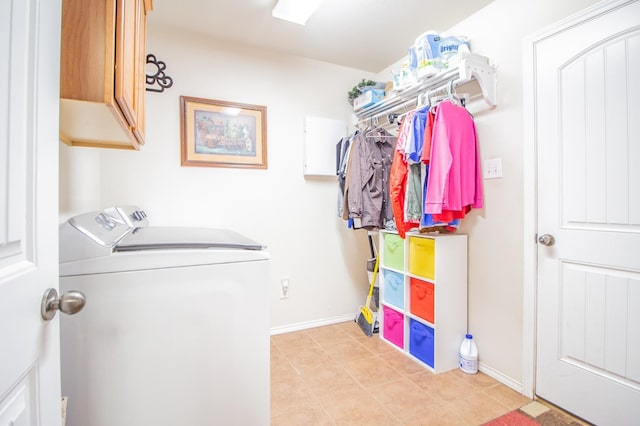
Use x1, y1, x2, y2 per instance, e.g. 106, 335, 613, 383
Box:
0, 0, 62, 424
534, 1, 640, 424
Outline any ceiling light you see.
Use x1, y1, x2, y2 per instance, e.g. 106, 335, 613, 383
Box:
272, 0, 324, 25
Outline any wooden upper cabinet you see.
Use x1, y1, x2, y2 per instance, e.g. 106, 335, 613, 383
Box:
60, 0, 153, 150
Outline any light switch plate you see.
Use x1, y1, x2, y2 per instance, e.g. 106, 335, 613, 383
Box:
483, 158, 503, 179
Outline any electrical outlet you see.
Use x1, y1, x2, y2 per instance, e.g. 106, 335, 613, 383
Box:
280, 278, 289, 299
483, 158, 503, 179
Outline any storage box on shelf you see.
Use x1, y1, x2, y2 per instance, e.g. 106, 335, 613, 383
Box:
379, 230, 467, 373
382, 269, 404, 309
353, 89, 385, 111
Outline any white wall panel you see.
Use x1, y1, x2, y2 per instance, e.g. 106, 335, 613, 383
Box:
303, 116, 346, 176
627, 280, 640, 382
0, 0, 9, 246
604, 275, 628, 377
561, 32, 640, 230
584, 50, 607, 224
561, 264, 640, 386
604, 40, 629, 225
562, 265, 586, 361
0, 0, 30, 267
562, 61, 587, 224
628, 35, 640, 225
585, 272, 606, 368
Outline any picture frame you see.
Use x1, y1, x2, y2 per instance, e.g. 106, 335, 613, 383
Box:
180, 96, 268, 169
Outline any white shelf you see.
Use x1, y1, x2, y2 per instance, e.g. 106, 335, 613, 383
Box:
356, 55, 496, 127
379, 231, 468, 374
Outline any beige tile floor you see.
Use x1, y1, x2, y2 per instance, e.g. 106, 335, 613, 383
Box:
270, 321, 534, 425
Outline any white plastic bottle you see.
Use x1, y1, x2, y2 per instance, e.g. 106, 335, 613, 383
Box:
459, 334, 478, 374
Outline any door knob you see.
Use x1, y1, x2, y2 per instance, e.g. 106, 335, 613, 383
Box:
41, 288, 86, 321
538, 234, 555, 246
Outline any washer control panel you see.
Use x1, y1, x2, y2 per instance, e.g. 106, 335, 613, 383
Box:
65, 205, 149, 248
131, 209, 147, 222
110, 206, 149, 227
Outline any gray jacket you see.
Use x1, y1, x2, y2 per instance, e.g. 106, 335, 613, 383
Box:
347, 128, 395, 229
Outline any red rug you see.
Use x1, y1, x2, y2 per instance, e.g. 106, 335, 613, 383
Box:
483, 410, 540, 426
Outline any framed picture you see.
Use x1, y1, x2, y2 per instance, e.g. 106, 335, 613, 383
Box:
180, 96, 268, 169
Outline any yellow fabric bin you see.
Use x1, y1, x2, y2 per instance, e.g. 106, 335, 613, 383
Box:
408, 237, 435, 280
383, 233, 404, 270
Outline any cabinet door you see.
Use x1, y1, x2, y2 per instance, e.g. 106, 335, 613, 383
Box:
114, 0, 139, 130
132, 0, 148, 145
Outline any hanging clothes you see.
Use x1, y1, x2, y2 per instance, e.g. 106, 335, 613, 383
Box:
415, 105, 460, 232
424, 99, 483, 216
341, 133, 358, 225
348, 84, 484, 235
398, 105, 455, 233
389, 112, 418, 238
420, 164, 460, 232
346, 128, 395, 230
419, 108, 436, 165
336, 135, 353, 218
405, 163, 422, 222
406, 106, 429, 163
404, 106, 429, 223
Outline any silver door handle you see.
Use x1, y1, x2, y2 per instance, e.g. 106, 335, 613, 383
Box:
41, 288, 86, 321
538, 234, 555, 246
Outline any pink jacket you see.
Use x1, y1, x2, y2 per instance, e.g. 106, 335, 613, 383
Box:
425, 100, 483, 214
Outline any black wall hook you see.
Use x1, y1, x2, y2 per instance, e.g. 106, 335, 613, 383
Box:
146, 54, 173, 93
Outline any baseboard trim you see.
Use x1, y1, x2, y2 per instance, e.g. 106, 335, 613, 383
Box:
479, 362, 523, 394
270, 314, 355, 335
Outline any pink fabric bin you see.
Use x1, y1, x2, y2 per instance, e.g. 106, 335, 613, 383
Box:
383, 306, 404, 349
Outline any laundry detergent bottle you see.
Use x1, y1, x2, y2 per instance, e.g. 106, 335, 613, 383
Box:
459, 334, 479, 374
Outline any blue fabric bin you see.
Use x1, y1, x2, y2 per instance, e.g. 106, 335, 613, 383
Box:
383, 269, 404, 309
409, 319, 434, 368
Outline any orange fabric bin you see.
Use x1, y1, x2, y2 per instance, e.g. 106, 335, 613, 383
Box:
410, 277, 435, 324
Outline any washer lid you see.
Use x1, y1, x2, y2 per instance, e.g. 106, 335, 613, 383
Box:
114, 227, 266, 252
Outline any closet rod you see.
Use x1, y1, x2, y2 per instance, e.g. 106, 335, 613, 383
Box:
361, 99, 415, 126
360, 77, 469, 125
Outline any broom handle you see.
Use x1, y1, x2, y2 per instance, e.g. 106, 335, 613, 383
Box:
368, 234, 376, 258
365, 254, 380, 306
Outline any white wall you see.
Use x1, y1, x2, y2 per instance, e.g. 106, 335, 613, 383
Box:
375, 0, 601, 388
60, 24, 380, 330
59, 144, 101, 222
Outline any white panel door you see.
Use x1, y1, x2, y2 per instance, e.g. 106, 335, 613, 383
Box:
0, 0, 62, 424
534, 1, 640, 424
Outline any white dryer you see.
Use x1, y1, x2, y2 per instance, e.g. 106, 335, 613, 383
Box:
59, 206, 270, 426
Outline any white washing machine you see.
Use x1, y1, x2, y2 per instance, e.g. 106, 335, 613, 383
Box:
59, 206, 270, 426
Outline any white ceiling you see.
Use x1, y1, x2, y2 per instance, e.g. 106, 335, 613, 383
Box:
150, 0, 495, 73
